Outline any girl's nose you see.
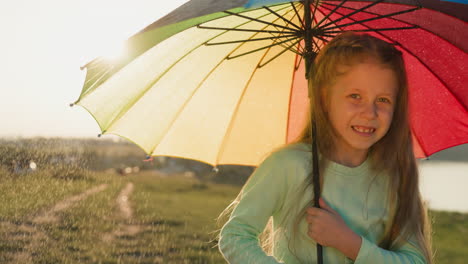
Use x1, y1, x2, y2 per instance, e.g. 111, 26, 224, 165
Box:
361, 102, 378, 119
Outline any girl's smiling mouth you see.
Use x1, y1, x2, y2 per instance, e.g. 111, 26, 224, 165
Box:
351, 125, 376, 135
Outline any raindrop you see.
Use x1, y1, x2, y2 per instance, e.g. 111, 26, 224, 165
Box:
29, 161, 37, 170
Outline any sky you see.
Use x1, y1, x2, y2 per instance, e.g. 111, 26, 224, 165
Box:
0, 0, 189, 138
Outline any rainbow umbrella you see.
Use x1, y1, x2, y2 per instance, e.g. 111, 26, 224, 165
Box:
74, 0, 467, 166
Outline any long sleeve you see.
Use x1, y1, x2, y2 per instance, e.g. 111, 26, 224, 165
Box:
354, 235, 427, 264
218, 151, 290, 264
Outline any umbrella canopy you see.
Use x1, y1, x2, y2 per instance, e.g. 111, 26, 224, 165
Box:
74, 0, 468, 166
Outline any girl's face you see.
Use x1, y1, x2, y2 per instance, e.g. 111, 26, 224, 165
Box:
326, 62, 398, 161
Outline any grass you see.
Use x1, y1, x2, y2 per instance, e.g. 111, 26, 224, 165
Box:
431, 211, 468, 263
0, 170, 466, 263
129, 174, 237, 264
0, 171, 97, 222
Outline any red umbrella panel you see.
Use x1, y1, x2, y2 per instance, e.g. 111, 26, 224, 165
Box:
308, 1, 468, 157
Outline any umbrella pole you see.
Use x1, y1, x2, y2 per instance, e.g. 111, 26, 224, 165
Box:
303, 0, 323, 263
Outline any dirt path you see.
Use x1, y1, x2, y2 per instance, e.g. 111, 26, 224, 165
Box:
118, 182, 134, 219
33, 184, 108, 223
103, 182, 142, 242
7, 183, 108, 264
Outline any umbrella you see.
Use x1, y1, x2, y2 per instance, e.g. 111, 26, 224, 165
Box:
73, 0, 468, 262
74, 0, 468, 166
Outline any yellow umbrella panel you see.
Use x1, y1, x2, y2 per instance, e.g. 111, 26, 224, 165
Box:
77, 4, 311, 166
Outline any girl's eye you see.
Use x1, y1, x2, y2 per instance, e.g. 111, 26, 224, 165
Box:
349, 94, 360, 99
377, 97, 391, 103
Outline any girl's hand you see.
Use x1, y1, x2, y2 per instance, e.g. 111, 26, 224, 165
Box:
306, 198, 362, 260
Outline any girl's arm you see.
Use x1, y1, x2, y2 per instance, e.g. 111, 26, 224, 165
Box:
353, 236, 427, 264
219, 151, 289, 264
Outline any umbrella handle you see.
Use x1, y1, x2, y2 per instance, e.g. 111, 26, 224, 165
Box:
311, 121, 323, 264
304, 0, 323, 261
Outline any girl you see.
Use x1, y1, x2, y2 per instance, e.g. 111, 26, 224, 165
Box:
217, 32, 433, 263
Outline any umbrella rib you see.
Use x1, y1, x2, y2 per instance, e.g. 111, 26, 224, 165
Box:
411, 128, 429, 158
315, 0, 347, 28
260, 7, 305, 63
267, 4, 304, 56
223, 10, 300, 34
325, 26, 418, 33
226, 7, 300, 60
321, 6, 421, 31
227, 36, 300, 60
310, 0, 321, 29
197, 4, 296, 34
270, 42, 302, 56
309, 36, 320, 53
311, 5, 336, 45
324, 2, 419, 25
291, 2, 305, 28
296, 41, 305, 56
311, 13, 325, 54
197, 26, 296, 35
205, 34, 298, 46
258, 38, 302, 68
263, 5, 303, 31
214, 45, 275, 165
311, 6, 342, 48
314, 33, 330, 44
327, 7, 468, 112
318, 0, 386, 29
295, 52, 304, 70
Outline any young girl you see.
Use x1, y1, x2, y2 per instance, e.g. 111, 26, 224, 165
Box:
217, 32, 433, 263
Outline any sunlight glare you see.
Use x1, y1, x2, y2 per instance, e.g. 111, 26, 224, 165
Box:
101, 41, 128, 63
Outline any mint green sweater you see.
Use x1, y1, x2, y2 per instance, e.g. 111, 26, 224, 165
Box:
219, 142, 426, 263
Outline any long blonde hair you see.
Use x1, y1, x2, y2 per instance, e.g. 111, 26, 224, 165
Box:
217, 32, 433, 263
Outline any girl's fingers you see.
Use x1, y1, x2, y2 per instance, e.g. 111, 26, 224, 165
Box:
319, 198, 334, 212
306, 207, 322, 215
319, 198, 328, 209
319, 198, 340, 216
306, 213, 319, 224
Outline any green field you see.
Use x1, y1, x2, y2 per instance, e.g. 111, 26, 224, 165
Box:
0, 170, 467, 263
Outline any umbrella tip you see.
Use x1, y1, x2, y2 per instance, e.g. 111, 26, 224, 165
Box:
97, 130, 107, 138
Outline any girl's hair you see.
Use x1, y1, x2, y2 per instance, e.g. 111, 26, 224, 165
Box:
217, 32, 433, 263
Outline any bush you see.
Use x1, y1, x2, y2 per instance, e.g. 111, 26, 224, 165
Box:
49, 164, 91, 181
